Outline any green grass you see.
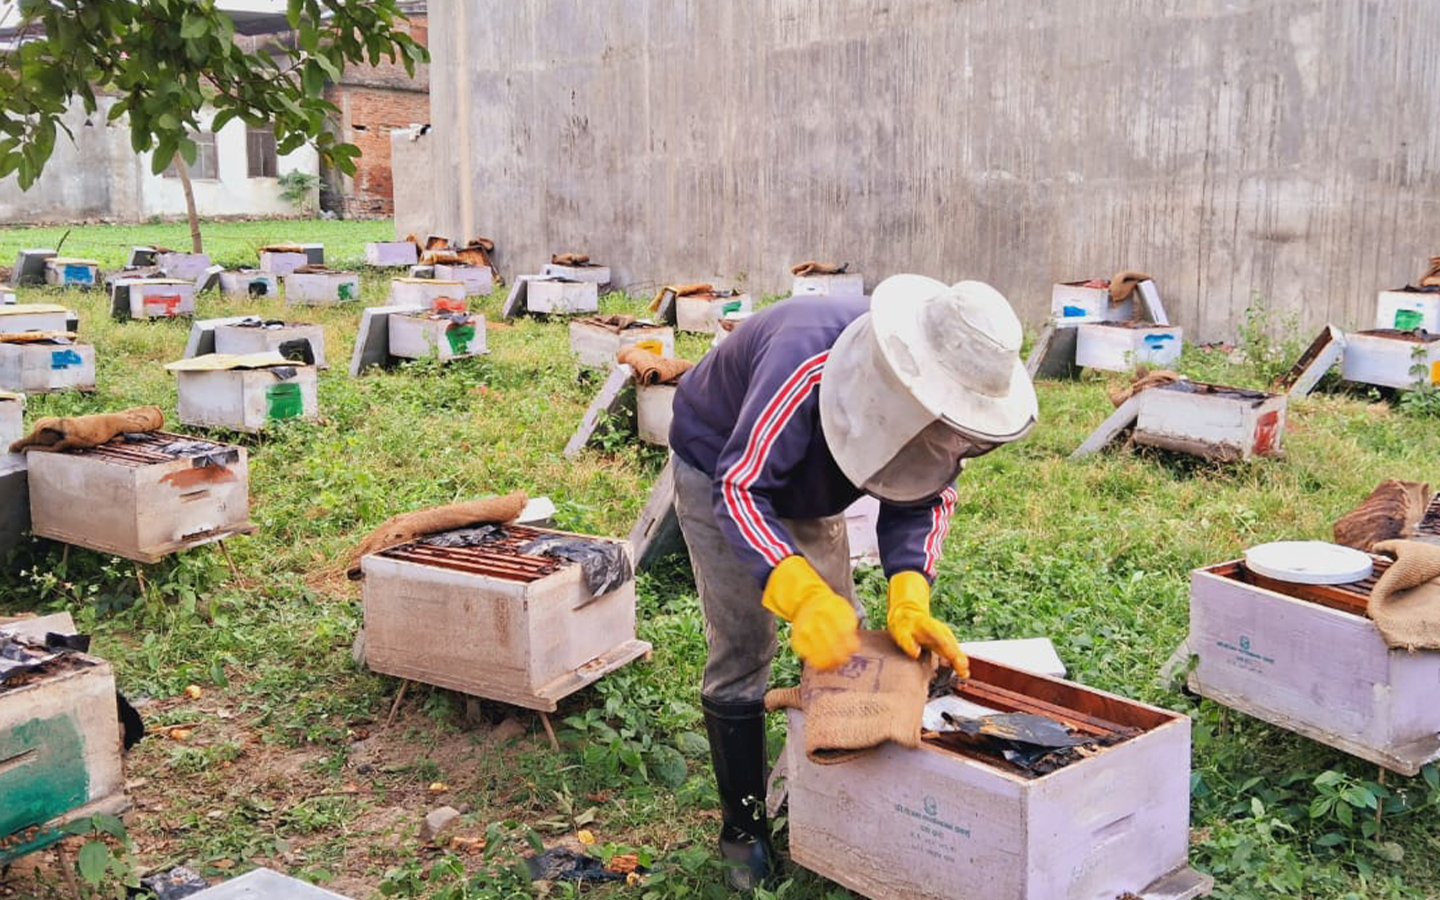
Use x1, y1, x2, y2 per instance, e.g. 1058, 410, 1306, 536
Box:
3, 219, 1440, 899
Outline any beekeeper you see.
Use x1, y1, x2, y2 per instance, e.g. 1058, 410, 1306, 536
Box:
668, 274, 1038, 890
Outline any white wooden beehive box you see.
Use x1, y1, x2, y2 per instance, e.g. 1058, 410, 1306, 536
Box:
174, 366, 319, 433
0, 304, 69, 334
432, 264, 494, 296
42, 258, 99, 289
0, 453, 28, 556
219, 270, 279, 299
1188, 557, 1440, 774
1375, 289, 1440, 334
365, 241, 420, 267
526, 278, 599, 315
792, 272, 864, 297
284, 271, 360, 306
1340, 330, 1440, 390
214, 321, 327, 369
1134, 382, 1285, 461
387, 312, 486, 361
361, 525, 652, 711
1075, 322, 1183, 371
155, 251, 212, 282
542, 262, 611, 285
128, 279, 196, 319
569, 320, 674, 368
0, 652, 127, 865
27, 431, 255, 563
1050, 281, 1134, 326
0, 285, 14, 304
636, 383, 676, 446
389, 277, 468, 310
676, 292, 752, 333
259, 250, 309, 276
0, 342, 96, 394
781, 657, 1207, 900
0, 392, 21, 446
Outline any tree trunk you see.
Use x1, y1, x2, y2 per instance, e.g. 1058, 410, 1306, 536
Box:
175, 158, 203, 253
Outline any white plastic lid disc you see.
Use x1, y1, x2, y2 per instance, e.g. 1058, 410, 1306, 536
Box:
1244, 541, 1374, 585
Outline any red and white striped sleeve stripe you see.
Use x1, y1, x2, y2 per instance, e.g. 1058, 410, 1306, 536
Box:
922, 485, 958, 578
719, 351, 830, 567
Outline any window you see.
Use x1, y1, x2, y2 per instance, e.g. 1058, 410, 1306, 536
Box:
247, 125, 278, 178
162, 132, 219, 180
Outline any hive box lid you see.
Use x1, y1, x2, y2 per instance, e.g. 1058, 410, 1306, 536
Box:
188, 868, 355, 900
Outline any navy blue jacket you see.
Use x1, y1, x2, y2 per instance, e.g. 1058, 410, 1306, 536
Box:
669, 294, 957, 586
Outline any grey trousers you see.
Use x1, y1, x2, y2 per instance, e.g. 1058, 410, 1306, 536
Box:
673, 454, 862, 704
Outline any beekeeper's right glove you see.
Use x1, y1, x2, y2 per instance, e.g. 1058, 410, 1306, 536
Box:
762, 555, 860, 671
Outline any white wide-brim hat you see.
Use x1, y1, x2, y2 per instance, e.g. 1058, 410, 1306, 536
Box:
819, 275, 1038, 492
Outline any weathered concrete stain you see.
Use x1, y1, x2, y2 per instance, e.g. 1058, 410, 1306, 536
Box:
424, 0, 1440, 342
0, 714, 90, 863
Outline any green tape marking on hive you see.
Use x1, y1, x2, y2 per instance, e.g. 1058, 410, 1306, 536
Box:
266, 382, 303, 420
0, 714, 90, 864
445, 323, 476, 355
1395, 309, 1423, 330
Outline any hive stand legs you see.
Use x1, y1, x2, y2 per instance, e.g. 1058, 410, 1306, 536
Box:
216, 539, 241, 580
385, 679, 412, 729
539, 711, 560, 751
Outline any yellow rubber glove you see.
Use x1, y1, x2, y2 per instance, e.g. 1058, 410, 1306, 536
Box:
887, 571, 969, 678
762, 555, 860, 671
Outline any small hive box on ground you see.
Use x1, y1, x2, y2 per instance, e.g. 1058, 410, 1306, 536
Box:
1074, 321, 1183, 371
389, 277, 468, 310
219, 269, 279, 299
636, 383, 676, 446
676, 291, 752, 334
259, 247, 309, 275
1375, 288, 1440, 333
28, 431, 255, 563
365, 241, 420, 267
1050, 280, 1135, 325
42, 258, 99, 289
0, 392, 21, 446
568, 319, 674, 368
1340, 329, 1440, 390
792, 272, 863, 297
127, 279, 196, 320
542, 261, 611, 285
284, 270, 360, 306
0, 338, 95, 394
1, 285, 14, 304
1188, 556, 1440, 774
361, 524, 651, 711
0, 637, 127, 865
433, 264, 494, 296
168, 354, 319, 433
387, 312, 486, 361
214, 319, 327, 369
525, 277, 599, 315
0, 304, 68, 334
1134, 381, 1285, 461
781, 657, 1206, 900
155, 251, 212, 282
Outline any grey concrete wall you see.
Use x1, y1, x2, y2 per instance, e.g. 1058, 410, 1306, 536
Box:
391, 126, 435, 239
427, 0, 1440, 341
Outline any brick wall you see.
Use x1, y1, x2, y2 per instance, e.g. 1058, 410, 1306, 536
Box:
321, 11, 429, 218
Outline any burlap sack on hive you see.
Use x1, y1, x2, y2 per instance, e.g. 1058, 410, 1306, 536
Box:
10, 406, 164, 453
617, 346, 692, 385
346, 491, 529, 579
1108, 269, 1152, 303
790, 261, 848, 277
1369, 540, 1440, 651
765, 630, 933, 765
1108, 366, 1183, 407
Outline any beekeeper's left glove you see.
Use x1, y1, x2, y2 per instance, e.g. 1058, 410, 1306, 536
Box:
886, 571, 968, 677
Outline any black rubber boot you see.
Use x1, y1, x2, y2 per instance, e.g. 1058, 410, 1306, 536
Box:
703, 696, 778, 891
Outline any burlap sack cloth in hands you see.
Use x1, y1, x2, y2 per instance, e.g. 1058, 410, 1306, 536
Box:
1333, 480, 1433, 552
1108, 366, 1182, 406
1368, 540, 1440, 650
10, 406, 164, 453
346, 491, 528, 579
1109, 269, 1152, 304
649, 283, 713, 312
617, 346, 692, 385
551, 253, 590, 266
765, 631, 933, 764
790, 261, 847, 277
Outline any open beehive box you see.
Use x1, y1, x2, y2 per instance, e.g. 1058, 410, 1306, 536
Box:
1340, 329, 1440, 390
568, 319, 674, 368
285, 270, 359, 305
0, 336, 94, 394
361, 524, 651, 711
1188, 555, 1440, 774
169, 355, 319, 433
675, 291, 751, 333
213, 319, 327, 369
1075, 321, 1182, 372
781, 658, 1207, 900
219, 269, 278, 299
432, 263, 494, 297
526, 277, 599, 315
791, 271, 864, 298
388, 311, 486, 361
636, 383, 675, 446
1134, 381, 1285, 461
0, 627, 126, 865
28, 432, 255, 562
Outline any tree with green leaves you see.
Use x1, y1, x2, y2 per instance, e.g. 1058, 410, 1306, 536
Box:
0, 0, 427, 248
